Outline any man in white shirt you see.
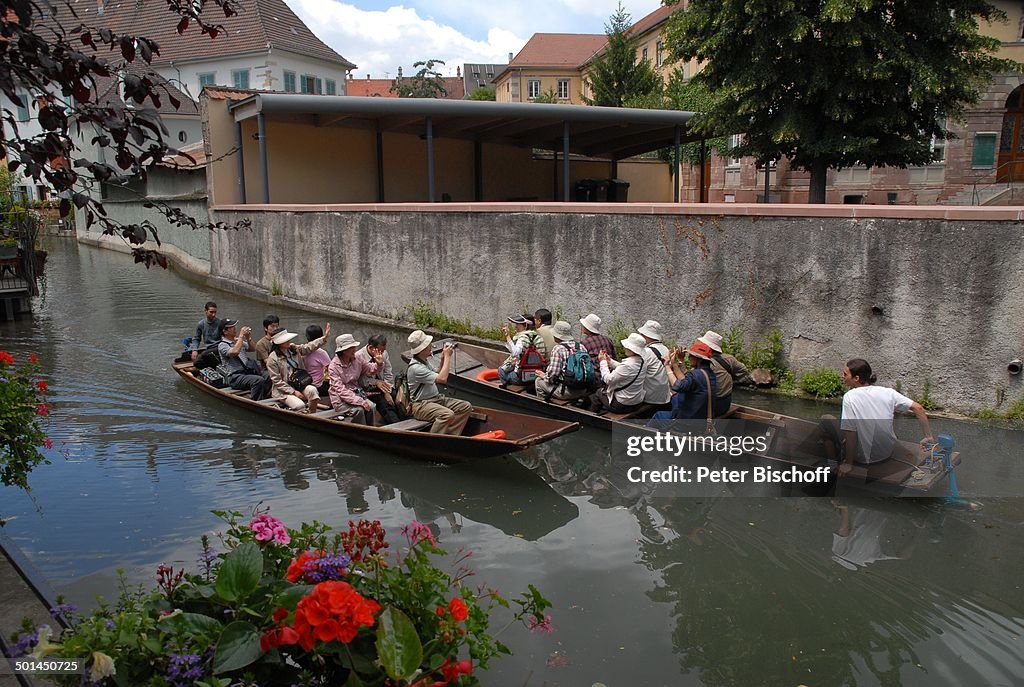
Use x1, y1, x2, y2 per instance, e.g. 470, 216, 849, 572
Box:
837, 358, 934, 476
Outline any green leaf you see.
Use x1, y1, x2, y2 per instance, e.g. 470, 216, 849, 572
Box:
214, 542, 263, 601
276, 584, 312, 610
163, 612, 224, 637
343, 671, 366, 687
375, 606, 424, 681
141, 636, 163, 654
212, 621, 263, 674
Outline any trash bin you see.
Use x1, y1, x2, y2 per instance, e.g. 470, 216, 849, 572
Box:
573, 179, 606, 202
606, 179, 630, 202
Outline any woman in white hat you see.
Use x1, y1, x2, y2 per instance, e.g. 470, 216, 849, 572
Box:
405, 330, 473, 435
328, 333, 385, 425
266, 324, 331, 412
588, 333, 648, 415
636, 320, 671, 409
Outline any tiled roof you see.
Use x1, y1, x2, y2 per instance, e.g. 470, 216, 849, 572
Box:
203, 87, 255, 101
157, 140, 207, 168
92, 65, 199, 116
626, 4, 677, 39
508, 33, 607, 68
346, 77, 466, 100
62, 0, 354, 68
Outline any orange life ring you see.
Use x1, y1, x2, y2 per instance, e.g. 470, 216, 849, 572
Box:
476, 368, 500, 382
473, 429, 506, 440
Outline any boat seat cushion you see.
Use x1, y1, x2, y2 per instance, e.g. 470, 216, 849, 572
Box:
387, 418, 433, 432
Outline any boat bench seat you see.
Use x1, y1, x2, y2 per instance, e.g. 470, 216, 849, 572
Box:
387, 418, 433, 432
727, 409, 787, 428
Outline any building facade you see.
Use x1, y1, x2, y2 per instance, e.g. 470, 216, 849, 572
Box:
493, 34, 607, 104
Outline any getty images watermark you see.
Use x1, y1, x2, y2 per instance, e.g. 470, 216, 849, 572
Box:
611, 419, 835, 496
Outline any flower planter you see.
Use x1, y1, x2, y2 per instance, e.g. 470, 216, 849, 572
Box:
0, 245, 18, 260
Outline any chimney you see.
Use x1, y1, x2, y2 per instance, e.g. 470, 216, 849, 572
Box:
508, 52, 513, 62
366, 74, 370, 80
397, 66, 403, 78
456, 66, 461, 77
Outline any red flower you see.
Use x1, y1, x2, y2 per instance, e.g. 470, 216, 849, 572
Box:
35, 404, 49, 416
447, 598, 469, 622
260, 626, 300, 652
287, 551, 318, 582
293, 581, 380, 651
29, 353, 38, 364
433, 657, 473, 686
272, 607, 289, 623
37, 380, 48, 392
0, 351, 13, 365
43, 438, 53, 449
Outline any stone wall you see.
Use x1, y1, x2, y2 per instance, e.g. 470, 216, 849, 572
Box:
203, 203, 1024, 414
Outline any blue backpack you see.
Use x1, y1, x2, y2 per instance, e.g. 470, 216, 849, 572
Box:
559, 342, 595, 389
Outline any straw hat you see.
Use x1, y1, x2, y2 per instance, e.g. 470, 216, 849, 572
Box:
698, 330, 724, 353
551, 320, 573, 341
579, 313, 602, 334
271, 329, 299, 346
406, 329, 433, 356
621, 333, 647, 356
688, 340, 715, 361
637, 320, 663, 341
334, 333, 361, 352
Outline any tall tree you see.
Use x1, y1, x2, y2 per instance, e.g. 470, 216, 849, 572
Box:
584, 3, 662, 108
1, 0, 249, 267
662, 0, 1019, 202
390, 59, 448, 98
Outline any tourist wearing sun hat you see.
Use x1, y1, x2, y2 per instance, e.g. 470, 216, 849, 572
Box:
588, 332, 648, 415
578, 313, 616, 376
698, 329, 752, 399
498, 314, 547, 386
535, 321, 590, 402
649, 340, 729, 422
404, 330, 474, 435
266, 324, 331, 413
218, 318, 273, 401
328, 333, 384, 425
636, 320, 671, 408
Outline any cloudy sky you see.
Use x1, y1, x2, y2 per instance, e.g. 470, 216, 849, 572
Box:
285, 0, 664, 79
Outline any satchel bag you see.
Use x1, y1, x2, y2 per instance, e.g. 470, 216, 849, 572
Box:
286, 358, 313, 389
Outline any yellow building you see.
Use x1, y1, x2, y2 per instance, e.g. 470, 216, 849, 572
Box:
493, 34, 607, 104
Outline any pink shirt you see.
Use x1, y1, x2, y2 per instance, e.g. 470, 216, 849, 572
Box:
328, 355, 379, 408
304, 348, 331, 385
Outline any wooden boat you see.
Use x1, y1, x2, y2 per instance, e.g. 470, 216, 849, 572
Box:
173, 360, 579, 463
427, 340, 963, 495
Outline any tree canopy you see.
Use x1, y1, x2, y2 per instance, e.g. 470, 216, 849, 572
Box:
584, 3, 662, 108
390, 59, 448, 98
467, 86, 496, 101
1, 0, 250, 266
662, 0, 1019, 202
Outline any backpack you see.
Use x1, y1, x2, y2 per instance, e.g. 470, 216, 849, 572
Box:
559, 342, 595, 389
516, 332, 547, 383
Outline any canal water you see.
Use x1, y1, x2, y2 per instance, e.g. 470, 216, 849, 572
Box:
2, 240, 1022, 687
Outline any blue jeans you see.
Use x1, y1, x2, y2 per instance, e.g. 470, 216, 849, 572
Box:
497, 366, 522, 385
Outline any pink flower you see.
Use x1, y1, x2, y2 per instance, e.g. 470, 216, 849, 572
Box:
401, 520, 437, 546
35, 404, 49, 416
527, 614, 554, 634
249, 513, 291, 545
43, 438, 53, 449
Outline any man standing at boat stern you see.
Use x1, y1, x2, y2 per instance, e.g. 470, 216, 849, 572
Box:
218, 319, 272, 401
836, 359, 934, 476
187, 301, 222, 360
406, 330, 473, 435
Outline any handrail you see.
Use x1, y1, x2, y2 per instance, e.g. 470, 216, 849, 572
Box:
970, 158, 1024, 205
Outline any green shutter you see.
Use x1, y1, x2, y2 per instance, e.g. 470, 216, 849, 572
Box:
971, 133, 996, 168
284, 71, 296, 92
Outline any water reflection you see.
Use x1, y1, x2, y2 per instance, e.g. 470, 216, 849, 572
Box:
2, 241, 1022, 687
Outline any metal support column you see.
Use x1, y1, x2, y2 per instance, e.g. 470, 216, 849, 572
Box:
425, 116, 435, 202
699, 139, 707, 203
563, 122, 570, 201
376, 122, 385, 203
763, 160, 771, 203
234, 121, 246, 204
257, 113, 269, 203
474, 140, 483, 201
673, 125, 681, 203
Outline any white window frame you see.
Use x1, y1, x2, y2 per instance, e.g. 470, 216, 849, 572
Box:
726, 134, 743, 167
557, 79, 569, 100
527, 79, 540, 99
